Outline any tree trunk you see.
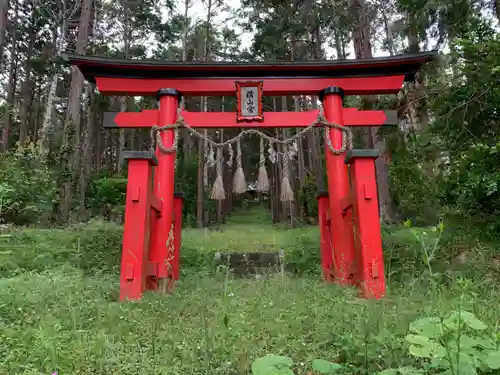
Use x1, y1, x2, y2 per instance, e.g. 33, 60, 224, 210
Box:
381, 5, 395, 56
1, 0, 17, 152
117, 0, 130, 173
348, 0, 397, 223
32, 82, 43, 140
0, 0, 9, 74
217, 128, 224, 225
39, 23, 67, 155
18, 17, 36, 146
18, 79, 34, 145
79, 84, 96, 218
196, 98, 206, 228
310, 28, 326, 191
196, 0, 213, 228
58, 0, 93, 223
39, 74, 58, 153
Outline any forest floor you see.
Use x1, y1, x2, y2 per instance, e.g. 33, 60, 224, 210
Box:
1, 207, 500, 374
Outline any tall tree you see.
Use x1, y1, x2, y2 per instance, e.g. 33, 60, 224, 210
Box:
38, 0, 80, 155
348, 0, 397, 222
0, 0, 18, 152
0, 0, 9, 72
58, 0, 93, 222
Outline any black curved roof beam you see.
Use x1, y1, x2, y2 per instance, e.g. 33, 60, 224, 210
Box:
61, 51, 437, 82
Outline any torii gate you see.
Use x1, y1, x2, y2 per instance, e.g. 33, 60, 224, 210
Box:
63, 51, 435, 301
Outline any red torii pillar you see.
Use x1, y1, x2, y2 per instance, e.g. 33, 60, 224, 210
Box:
119, 150, 185, 300
346, 150, 385, 298
120, 151, 158, 300
320, 87, 356, 286
319, 86, 385, 298
147, 89, 180, 292
317, 191, 333, 281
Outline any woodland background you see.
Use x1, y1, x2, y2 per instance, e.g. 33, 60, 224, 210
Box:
1, 0, 500, 237
4, 1, 500, 373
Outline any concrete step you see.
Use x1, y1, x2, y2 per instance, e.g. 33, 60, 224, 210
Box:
213, 250, 285, 277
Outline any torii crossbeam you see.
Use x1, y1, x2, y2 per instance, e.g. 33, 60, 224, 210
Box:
101, 109, 399, 129
63, 51, 436, 301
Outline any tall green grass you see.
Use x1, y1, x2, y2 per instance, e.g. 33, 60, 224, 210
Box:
0, 206, 499, 374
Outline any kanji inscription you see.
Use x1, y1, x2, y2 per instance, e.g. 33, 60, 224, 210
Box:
241, 87, 258, 116
236, 81, 263, 122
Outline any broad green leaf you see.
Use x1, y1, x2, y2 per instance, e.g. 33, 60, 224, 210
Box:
446, 335, 481, 350
459, 335, 481, 349
461, 311, 488, 330
430, 357, 449, 369
398, 367, 425, 375
444, 311, 487, 331
311, 359, 343, 373
252, 355, 294, 375
409, 317, 444, 338
456, 359, 477, 375
409, 344, 432, 358
406, 333, 446, 359
448, 351, 479, 375
405, 334, 430, 346
484, 351, 500, 369
377, 370, 399, 375
474, 337, 496, 350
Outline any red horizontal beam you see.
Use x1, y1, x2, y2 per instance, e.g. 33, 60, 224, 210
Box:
95, 75, 406, 96
103, 109, 398, 129
103, 110, 158, 128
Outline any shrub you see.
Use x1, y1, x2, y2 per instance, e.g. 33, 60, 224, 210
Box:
0, 142, 56, 225
88, 175, 127, 210
442, 142, 500, 240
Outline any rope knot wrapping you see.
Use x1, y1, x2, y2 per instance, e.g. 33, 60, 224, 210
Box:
316, 108, 353, 155
150, 106, 354, 201
150, 108, 184, 154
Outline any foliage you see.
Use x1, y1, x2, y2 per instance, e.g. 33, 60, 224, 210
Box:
1, 210, 500, 374
388, 141, 441, 225
251, 354, 342, 375
402, 219, 445, 273
0, 143, 56, 225
429, 33, 500, 237
441, 142, 500, 238
0, 206, 457, 279
300, 176, 319, 219
89, 176, 127, 207
382, 311, 500, 375
175, 153, 204, 227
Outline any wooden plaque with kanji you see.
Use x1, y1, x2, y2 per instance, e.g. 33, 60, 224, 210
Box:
235, 81, 264, 122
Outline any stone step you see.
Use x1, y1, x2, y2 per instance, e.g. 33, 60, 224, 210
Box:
213, 250, 285, 277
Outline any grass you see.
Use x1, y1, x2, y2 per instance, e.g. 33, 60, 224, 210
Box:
183, 205, 317, 254
0, 206, 500, 374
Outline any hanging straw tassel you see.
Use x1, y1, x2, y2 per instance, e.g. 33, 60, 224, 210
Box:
232, 138, 247, 194
280, 144, 294, 202
256, 136, 269, 192
210, 146, 226, 200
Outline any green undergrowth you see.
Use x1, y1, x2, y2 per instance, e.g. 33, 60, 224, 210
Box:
0, 214, 496, 280
1, 267, 499, 374
1, 207, 500, 374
